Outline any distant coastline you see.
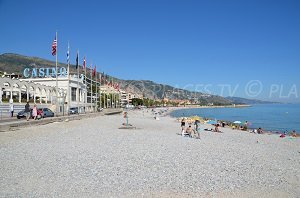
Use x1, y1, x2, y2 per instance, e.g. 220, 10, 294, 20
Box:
169, 104, 251, 111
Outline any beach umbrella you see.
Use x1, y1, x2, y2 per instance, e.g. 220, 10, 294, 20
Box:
207, 120, 218, 125
233, 121, 242, 124
190, 116, 201, 121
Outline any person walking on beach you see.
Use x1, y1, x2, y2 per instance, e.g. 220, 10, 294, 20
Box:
32, 104, 37, 120
24, 102, 30, 121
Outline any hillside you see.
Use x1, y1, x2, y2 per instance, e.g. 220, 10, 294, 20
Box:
0, 53, 233, 105
226, 97, 279, 104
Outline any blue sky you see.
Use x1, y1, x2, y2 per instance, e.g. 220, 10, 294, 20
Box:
1, 0, 299, 102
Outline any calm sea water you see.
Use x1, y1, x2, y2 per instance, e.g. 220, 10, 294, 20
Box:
170, 104, 300, 133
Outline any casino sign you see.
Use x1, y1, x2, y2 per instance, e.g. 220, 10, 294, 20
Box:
23, 67, 67, 78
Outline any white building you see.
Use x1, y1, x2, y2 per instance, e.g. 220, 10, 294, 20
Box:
120, 90, 136, 107
21, 75, 88, 113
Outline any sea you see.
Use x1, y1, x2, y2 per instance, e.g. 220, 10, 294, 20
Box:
170, 104, 300, 133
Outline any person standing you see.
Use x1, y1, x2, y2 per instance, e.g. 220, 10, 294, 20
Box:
9, 103, 14, 117
194, 120, 200, 132
32, 104, 37, 120
25, 101, 30, 121
194, 119, 201, 139
181, 118, 186, 136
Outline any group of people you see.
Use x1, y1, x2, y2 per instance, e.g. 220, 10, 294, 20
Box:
25, 102, 39, 121
251, 127, 264, 134
8, 99, 38, 121
180, 119, 201, 139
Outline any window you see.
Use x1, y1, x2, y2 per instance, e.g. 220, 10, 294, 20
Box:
71, 87, 76, 101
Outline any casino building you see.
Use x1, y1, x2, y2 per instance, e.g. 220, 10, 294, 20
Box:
1, 66, 87, 114
1, 65, 123, 114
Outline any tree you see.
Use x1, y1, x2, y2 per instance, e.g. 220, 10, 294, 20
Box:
131, 98, 143, 106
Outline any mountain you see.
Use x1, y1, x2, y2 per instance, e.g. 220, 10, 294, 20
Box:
120, 80, 232, 105
0, 53, 74, 74
0, 53, 233, 105
226, 97, 279, 104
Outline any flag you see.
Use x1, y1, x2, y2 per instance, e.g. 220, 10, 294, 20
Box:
105, 74, 109, 84
76, 51, 79, 69
83, 56, 86, 69
93, 65, 96, 77
90, 64, 93, 77
101, 72, 105, 84
67, 44, 70, 64
52, 35, 57, 56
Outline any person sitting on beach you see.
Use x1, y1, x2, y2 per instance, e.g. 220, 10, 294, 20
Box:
214, 124, 221, 132
222, 122, 226, 128
291, 130, 297, 137
181, 127, 190, 137
185, 125, 195, 137
257, 127, 263, 134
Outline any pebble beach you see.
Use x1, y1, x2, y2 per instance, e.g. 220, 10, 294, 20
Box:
0, 109, 299, 197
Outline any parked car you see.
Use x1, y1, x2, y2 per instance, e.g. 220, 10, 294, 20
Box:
69, 107, 78, 114
17, 108, 44, 119
41, 108, 54, 117
17, 110, 29, 119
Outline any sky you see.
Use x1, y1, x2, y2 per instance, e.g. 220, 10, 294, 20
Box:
1, 0, 300, 102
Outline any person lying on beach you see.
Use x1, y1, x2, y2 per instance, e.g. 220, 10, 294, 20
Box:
250, 129, 257, 134
280, 133, 286, 138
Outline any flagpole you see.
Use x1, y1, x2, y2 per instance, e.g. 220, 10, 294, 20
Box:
84, 57, 87, 113
103, 73, 106, 108
106, 81, 109, 109
67, 42, 70, 115
99, 72, 101, 110
90, 63, 93, 112
114, 88, 117, 109
77, 50, 80, 114
111, 78, 115, 109
95, 66, 98, 112
55, 31, 59, 116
